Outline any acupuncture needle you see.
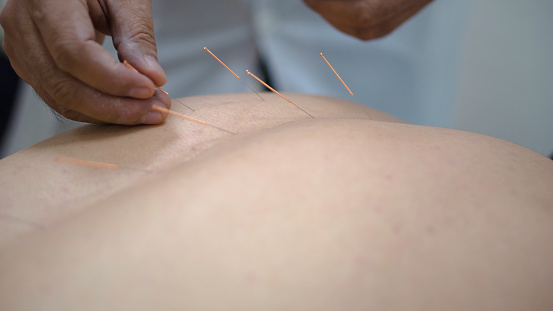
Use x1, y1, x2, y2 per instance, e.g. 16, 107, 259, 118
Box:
152, 106, 236, 135
320, 53, 373, 120
55, 156, 152, 173
246, 70, 314, 118
123, 60, 195, 112
203, 47, 264, 101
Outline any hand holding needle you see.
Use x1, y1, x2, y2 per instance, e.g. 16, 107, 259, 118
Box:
0, 0, 170, 125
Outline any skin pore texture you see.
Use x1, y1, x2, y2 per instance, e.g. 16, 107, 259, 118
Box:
0, 93, 552, 310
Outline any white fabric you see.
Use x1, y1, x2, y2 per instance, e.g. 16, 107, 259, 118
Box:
2, 0, 468, 156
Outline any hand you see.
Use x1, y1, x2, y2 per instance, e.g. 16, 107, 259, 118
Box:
303, 0, 433, 40
0, 0, 171, 124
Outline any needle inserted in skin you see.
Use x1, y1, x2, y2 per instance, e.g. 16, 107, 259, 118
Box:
55, 156, 119, 170
123, 60, 195, 111
203, 47, 264, 101
152, 106, 235, 135
152, 105, 206, 125
246, 70, 289, 102
320, 53, 372, 120
246, 70, 314, 118
173, 98, 195, 112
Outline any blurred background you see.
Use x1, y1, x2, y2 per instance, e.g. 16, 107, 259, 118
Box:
1, 0, 552, 158
453, 0, 553, 156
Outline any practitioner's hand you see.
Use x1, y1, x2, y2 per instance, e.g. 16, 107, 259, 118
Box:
0, 0, 170, 124
303, 0, 433, 40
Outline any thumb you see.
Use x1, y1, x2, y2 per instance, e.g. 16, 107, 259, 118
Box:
109, 0, 167, 87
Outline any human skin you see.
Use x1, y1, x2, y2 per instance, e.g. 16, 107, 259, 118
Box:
0, 93, 552, 310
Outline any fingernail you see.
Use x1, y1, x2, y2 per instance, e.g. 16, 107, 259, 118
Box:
145, 55, 167, 81
140, 111, 163, 125
145, 55, 163, 72
129, 87, 153, 98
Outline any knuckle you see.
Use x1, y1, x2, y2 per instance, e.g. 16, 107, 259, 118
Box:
30, 5, 46, 23
353, 1, 377, 30
350, 2, 394, 40
49, 40, 80, 72
49, 78, 75, 105
128, 24, 156, 47
116, 19, 157, 51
